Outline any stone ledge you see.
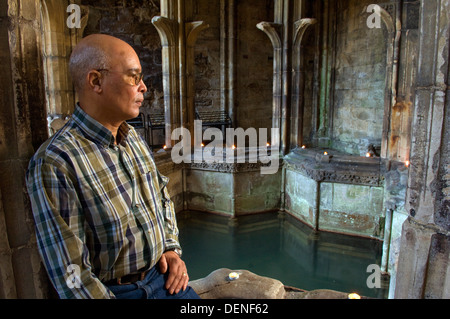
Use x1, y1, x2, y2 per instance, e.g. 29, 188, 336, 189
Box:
284, 148, 385, 187
189, 268, 357, 299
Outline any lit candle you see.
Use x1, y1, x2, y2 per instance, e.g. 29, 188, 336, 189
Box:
201, 143, 205, 147
163, 145, 167, 150
266, 142, 271, 147
405, 160, 410, 167
348, 293, 361, 299
232, 145, 236, 150
366, 152, 372, 158
324, 151, 328, 156
228, 272, 240, 280
301, 145, 306, 149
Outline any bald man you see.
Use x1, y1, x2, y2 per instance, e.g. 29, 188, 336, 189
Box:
26, 34, 199, 299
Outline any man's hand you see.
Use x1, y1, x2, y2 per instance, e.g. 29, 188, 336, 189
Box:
158, 251, 189, 295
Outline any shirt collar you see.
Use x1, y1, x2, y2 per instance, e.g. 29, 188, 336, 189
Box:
72, 104, 130, 148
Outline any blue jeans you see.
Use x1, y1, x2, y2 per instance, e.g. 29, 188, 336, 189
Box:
105, 265, 201, 299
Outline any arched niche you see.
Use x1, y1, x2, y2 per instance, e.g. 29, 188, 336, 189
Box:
39, 0, 88, 135
297, 1, 407, 162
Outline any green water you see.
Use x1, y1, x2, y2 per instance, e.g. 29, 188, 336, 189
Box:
177, 211, 389, 299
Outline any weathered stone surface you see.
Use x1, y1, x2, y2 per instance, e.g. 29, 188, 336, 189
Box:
285, 289, 350, 299
189, 268, 286, 299
190, 268, 356, 299
284, 150, 385, 239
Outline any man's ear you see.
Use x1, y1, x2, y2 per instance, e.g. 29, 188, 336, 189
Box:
87, 70, 103, 93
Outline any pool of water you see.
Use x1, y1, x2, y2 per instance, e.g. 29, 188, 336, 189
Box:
177, 211, 389, 299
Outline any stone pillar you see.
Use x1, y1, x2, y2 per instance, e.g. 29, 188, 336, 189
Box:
394, 0, 450, 299
291, 17, 316, 149
257, 0, 316, 155
220, 0, 237, 126
152, 0, 209, 148
0, 0, 51, 298
41, 0, 88, 136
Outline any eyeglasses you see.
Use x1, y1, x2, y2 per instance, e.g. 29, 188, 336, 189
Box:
96, 69, 144, 86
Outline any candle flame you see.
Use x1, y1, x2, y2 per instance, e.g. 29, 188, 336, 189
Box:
232, 145, 236, 150
324, 151, 328, 155
302, 145, 306, 149
228, 272, 240, 280
405, 160, 410, 167
348, 293, 361, 299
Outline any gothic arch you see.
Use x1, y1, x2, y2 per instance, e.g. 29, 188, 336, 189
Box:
39, 0, 88, 135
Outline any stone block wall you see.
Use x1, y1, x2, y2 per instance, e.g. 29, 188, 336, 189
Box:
186, 169, 234, 216
285, 168, 385, 239
235, 0, 274, 131
331, 0, 387, 155
319, 183, 384, 238
185, 166, 281, 217
234, 170, 281, 215
284, 170, 317, 226
0, 0, 51, 298
193, 0, 221, 111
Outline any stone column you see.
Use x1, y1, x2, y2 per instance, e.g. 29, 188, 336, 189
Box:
0, 0, 50, 298
291, 17, 316, 149
394, 0, 450, 299
220, 0, 237, 126
41, 0, 88, 136
152, 0, 209, 148
258, 0, 316, 155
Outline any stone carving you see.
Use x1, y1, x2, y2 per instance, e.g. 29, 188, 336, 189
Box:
186, 161, 280, 173
284, 149, 384, 187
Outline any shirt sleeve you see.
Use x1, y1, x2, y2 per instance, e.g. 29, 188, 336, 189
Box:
157, 171, 182, 255
26, 157, 115, 299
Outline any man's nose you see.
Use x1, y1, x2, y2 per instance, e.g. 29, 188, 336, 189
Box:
139, 79, 147, 93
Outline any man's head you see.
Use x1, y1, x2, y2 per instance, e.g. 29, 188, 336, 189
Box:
69, 34, 147, 125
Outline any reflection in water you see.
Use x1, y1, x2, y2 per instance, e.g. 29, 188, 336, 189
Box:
177, 211, 389, 298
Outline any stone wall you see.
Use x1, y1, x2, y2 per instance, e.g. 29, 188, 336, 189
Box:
284, 162, 385, 239
331, 0, 387, 155
235, 0, 274, 130
192, 1, 221, 111
185, 165, 281, 216
300, 0, 416, 162
192, 0, 274, 131
394, 0, 450, 299
0, 0, 51, 298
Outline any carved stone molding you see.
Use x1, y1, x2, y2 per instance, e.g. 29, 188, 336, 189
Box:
284, 149, 385, 187
185, 159, 282, 174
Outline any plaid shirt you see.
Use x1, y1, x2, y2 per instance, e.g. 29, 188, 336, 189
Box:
26, 105, 181, 299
